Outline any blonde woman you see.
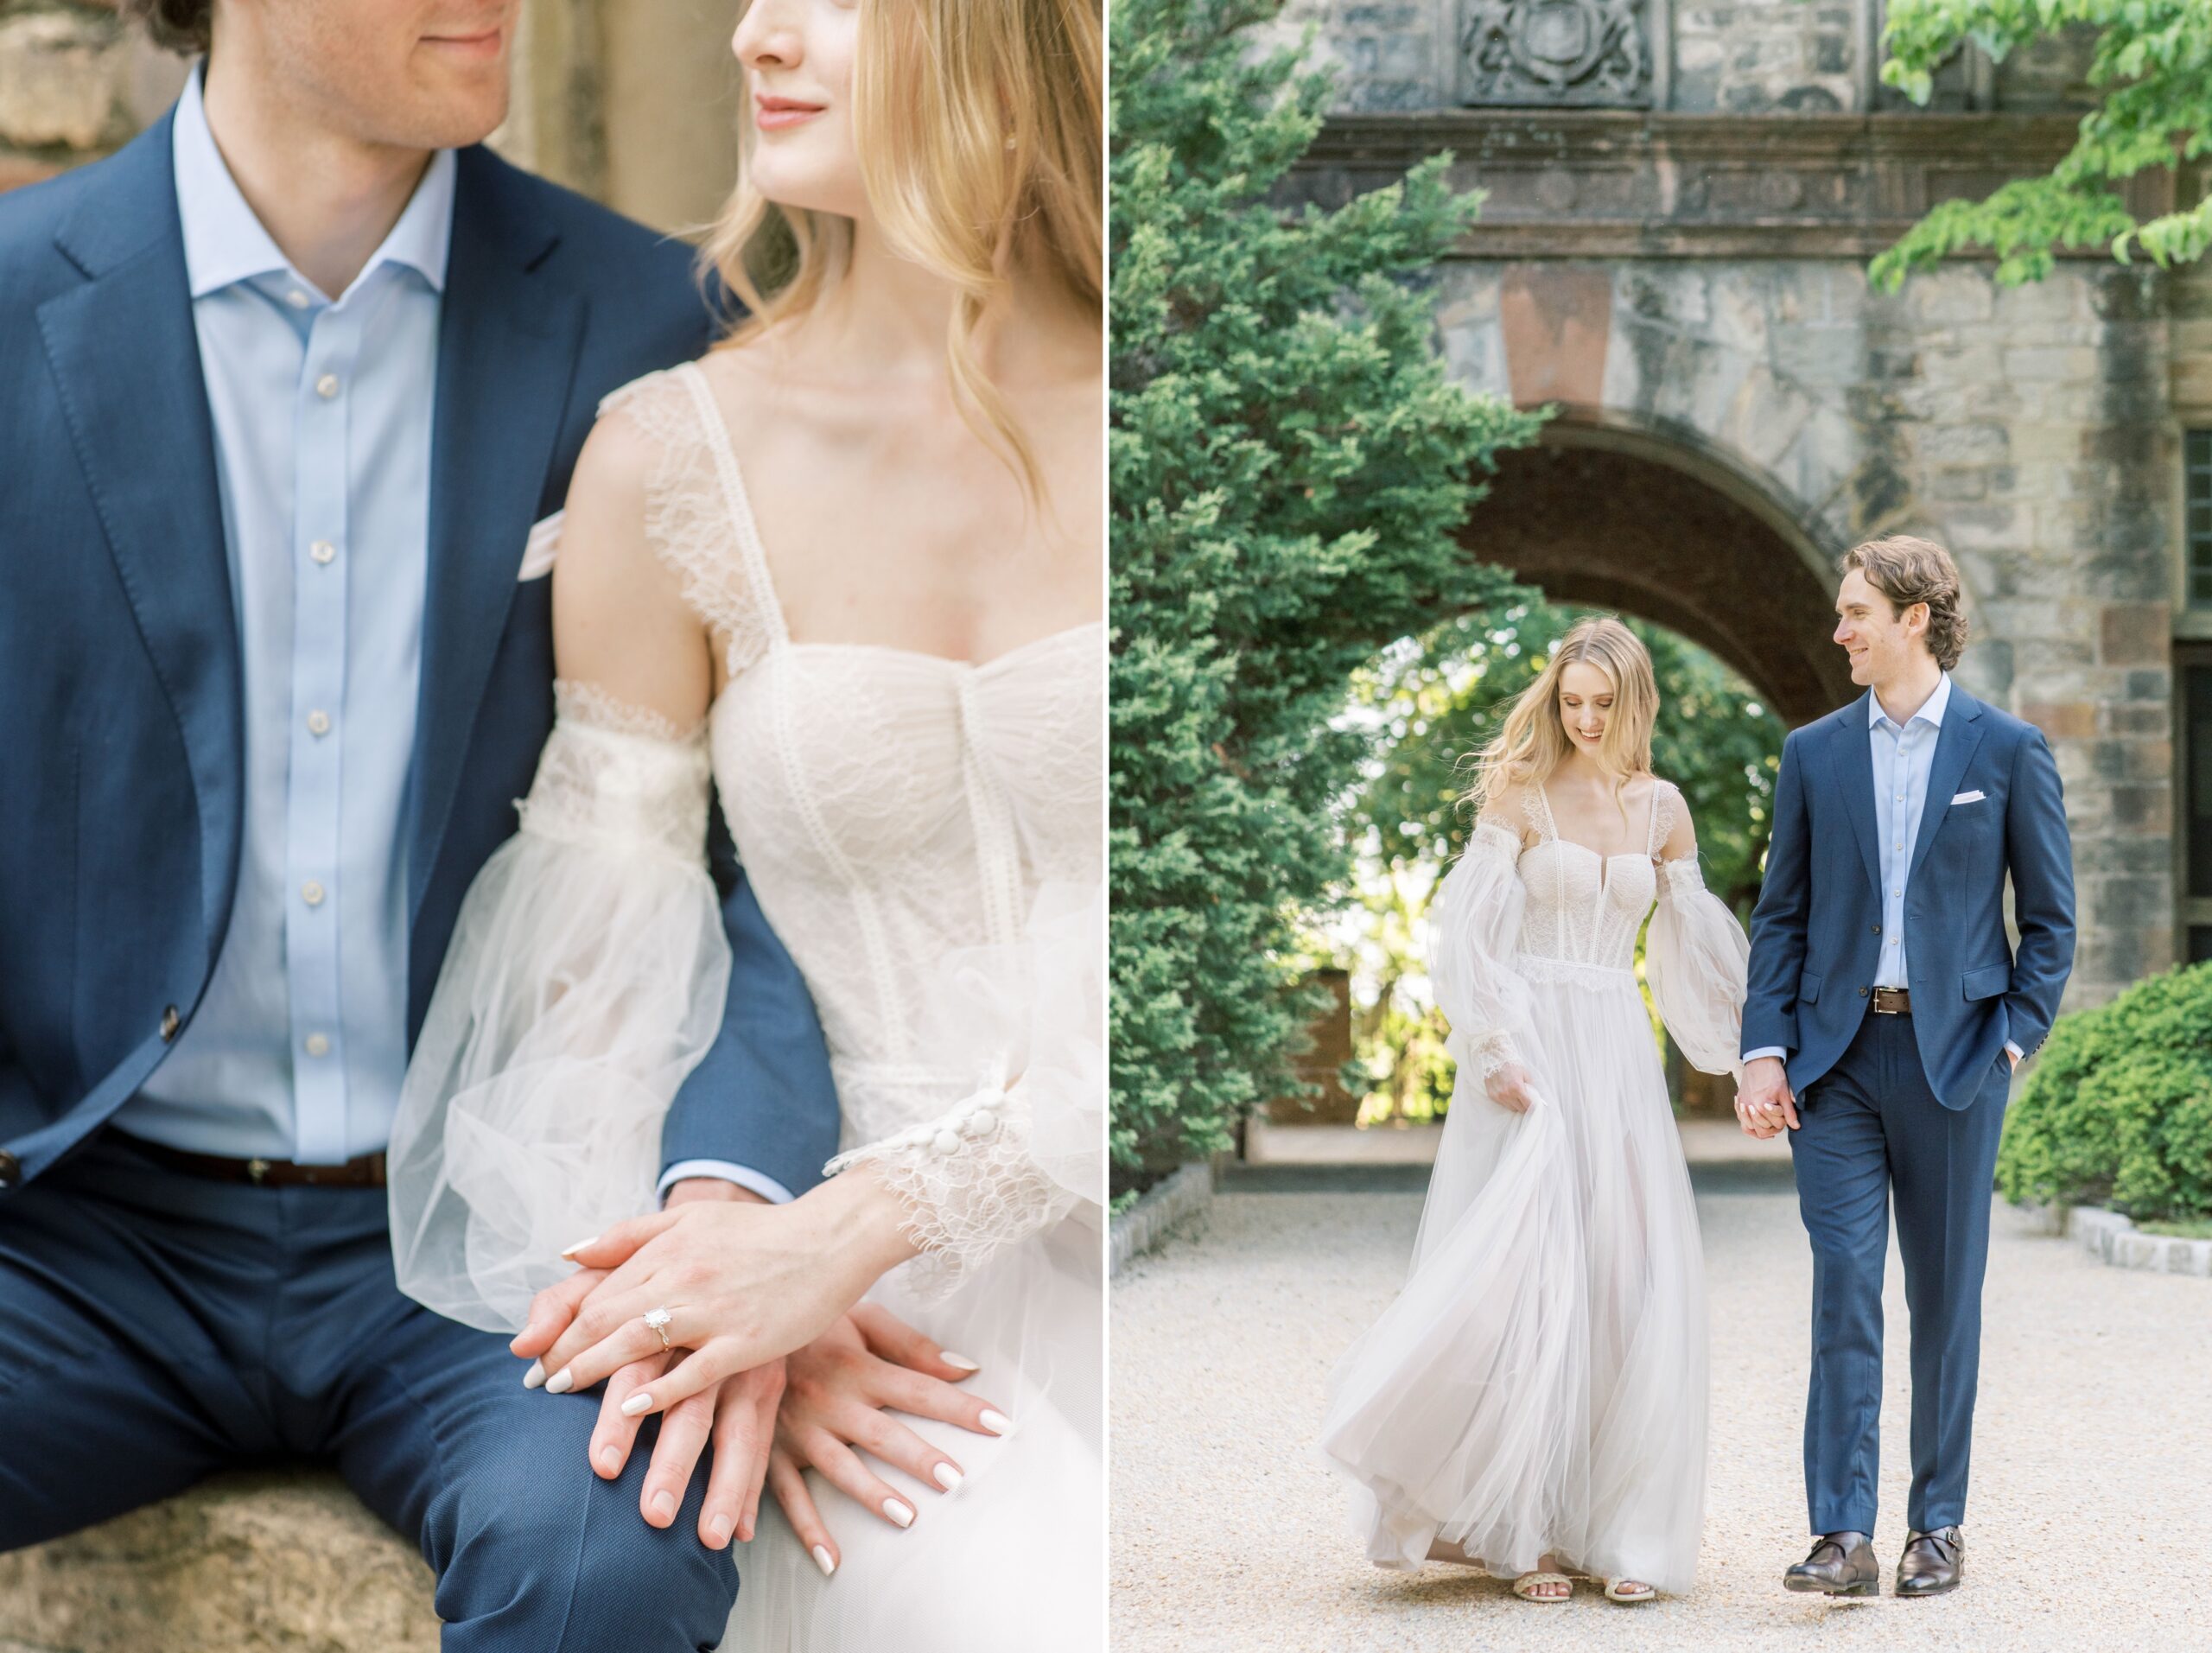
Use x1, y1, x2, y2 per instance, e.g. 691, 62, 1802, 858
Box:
1318, 617, 1748, 1604
385, 0, 1103, 1647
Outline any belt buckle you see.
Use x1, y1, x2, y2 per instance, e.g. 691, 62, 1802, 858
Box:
246, 1156, 272, 1185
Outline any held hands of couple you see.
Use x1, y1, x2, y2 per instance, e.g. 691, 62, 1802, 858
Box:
1734, 1056, 1799, 1139
508, 1167, 970, 1548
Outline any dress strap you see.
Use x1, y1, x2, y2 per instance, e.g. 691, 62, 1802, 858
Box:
1524, 780, 1559, 846
594, 363, 788, 677
1648, 777, 1678, 860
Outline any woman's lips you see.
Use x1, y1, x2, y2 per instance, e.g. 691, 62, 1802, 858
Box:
756, 97, 826, 130
423, 28, 503, 57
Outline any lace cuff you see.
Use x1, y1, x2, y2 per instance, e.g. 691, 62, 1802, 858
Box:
1465, 1027, 1522, 1081
827, 1084, 1077, 1301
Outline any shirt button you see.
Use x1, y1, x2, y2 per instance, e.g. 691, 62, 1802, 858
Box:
310, 540, 336, 565
286, 289, 310, 309
307, 709, 332, 737
304, 1033, 331, 1059
302, 880, 326, 907
315, 373, 340, 399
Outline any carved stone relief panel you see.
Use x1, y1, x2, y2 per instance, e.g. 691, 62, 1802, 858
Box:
1459, 0, 1654, 108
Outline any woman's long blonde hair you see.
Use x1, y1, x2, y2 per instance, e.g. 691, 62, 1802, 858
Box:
702, 0, 1103, 513
1470, 616, 1659, 823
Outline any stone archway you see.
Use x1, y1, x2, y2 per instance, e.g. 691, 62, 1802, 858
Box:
1465, 413, 1854, 728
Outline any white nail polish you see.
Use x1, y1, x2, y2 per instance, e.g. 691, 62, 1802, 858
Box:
522, 1361, 545, 1390
933, 1463, 963, 1492
545, 1370, 575, 1395
940, 1351, 980, 1371
979, 1408, 1014, 1436
559, 1235, 600, 1259
883, 1497, 915, 1528
620, 1391, 652, 1417
812, 1544, 836, 1577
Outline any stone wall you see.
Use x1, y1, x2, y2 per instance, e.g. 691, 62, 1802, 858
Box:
0, 1, 186, 190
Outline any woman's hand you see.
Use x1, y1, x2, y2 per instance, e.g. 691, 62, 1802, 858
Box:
764, 1304, 1013, 1574
511, 1167, 919, 1415
1484, 1061, 1538, 1113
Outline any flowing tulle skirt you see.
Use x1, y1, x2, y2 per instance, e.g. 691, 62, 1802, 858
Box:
1317, 961, 1708, 1595
722, 1210, 1103, 1650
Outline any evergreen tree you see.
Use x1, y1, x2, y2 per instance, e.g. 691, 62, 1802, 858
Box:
1109, 0, 1542, 1177
1876, 0, 2212, 287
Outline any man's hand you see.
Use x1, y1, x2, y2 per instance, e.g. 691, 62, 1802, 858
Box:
766, 1305, 1007, 1575
1735, 1055, 1799, 1138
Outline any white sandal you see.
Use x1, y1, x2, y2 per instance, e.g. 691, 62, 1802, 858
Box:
1604, 1577, 1656, 1604
1512, 1571, 1573, 1603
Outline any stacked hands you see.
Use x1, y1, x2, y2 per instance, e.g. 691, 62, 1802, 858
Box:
506, 1176, 1011, 1574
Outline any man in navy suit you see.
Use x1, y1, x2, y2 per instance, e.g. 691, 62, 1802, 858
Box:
1736, 535, 2075, 1600
0, 1, 839, 1642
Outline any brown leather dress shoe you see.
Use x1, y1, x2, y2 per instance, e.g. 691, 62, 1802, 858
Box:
1896, 1527, 1963, 1597
1783, 1531, 1879, 1597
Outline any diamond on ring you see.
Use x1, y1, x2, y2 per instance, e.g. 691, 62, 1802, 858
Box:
644, 1306, 673, 1351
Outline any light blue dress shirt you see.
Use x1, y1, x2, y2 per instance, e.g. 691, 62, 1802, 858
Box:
121, 67, 450, 1162
1745, 671, 2017, 1067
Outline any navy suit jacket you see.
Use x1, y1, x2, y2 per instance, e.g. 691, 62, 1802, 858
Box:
1742, 683, 2075, 1109
0, 113, 839, 1196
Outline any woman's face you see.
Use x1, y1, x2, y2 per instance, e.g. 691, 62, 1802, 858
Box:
1556, 659, 1617, 756
732, 0, 867, 220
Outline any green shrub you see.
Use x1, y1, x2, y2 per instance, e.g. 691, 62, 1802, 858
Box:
1997, 961, 2212, 1222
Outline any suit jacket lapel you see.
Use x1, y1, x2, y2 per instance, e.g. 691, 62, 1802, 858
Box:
37, 116, 242, 960
1908, 688, 1986, 887
407, 147, 584, 923
1832, 694, 1883, 901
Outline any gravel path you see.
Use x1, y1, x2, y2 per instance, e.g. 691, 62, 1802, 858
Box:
1111, 1173, 2212, 1650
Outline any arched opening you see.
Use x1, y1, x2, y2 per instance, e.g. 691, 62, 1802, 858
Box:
1465, 415, 1854, 730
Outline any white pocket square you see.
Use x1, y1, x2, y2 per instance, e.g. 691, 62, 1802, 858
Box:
518, 511, 563, 582
1950, 789, 1985, 805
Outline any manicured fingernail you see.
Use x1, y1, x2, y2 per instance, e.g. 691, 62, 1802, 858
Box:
545, 1370, 575, 1395
940, 1351, 980, 1371
598, 1446, 622, 1473
883, 1497, 914, 1528
812, 1544, 836, 1576
522, 1360, 545, 1389
933, 1463, 963, 1492
651, 1491, 677, 1522
559, 1235, 599, 1259
709, 1512, 734, 1545
620, 1391, 653, 1417
979, 1408, 1014, 1436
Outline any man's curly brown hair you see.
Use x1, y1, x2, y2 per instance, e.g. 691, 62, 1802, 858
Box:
120, 0, 213, 55
1842, 534, 1970, 671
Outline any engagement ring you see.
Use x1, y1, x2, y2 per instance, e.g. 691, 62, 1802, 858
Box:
644, 1306, 673, 1351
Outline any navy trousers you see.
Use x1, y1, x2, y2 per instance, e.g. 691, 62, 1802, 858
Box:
1788, 1012, 2010, 1537
0, 1132, 739, 1650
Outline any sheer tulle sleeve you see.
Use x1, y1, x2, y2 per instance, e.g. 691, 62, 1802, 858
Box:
1647, 855, 1751, 1079
826, 879, 1103, 1302
386, 683, 727, 1332
1428, 819, 1535, 1084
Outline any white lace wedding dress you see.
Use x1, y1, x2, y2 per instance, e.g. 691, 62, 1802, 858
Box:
385, 361, 1104, 1651
1316, 779, 1746, 1596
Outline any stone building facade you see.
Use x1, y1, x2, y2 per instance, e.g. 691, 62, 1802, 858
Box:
1267, 0, 2211, 1010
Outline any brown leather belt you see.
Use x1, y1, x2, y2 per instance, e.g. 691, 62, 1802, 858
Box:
112, 1131, 387, 1188
1871, 986, 1913, 1015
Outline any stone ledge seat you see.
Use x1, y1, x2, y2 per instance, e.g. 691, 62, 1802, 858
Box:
0, 1471, 438, 1653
